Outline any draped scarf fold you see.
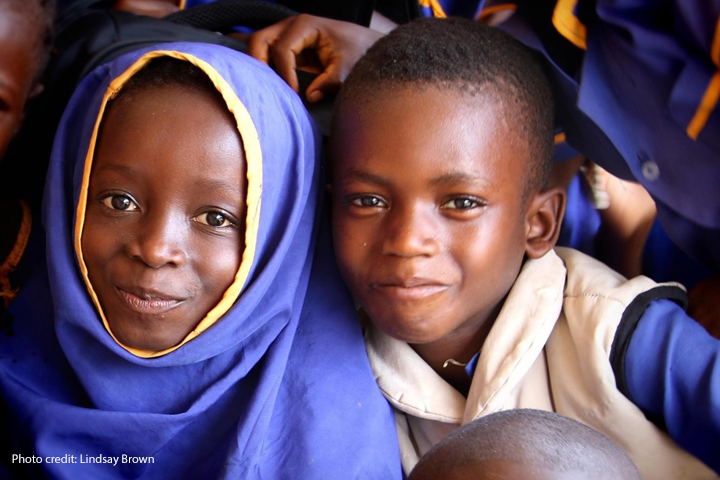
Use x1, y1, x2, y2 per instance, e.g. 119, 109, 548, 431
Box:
0, 43, 401, 479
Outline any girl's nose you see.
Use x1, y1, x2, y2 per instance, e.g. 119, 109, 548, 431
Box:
125, 211, 188, 268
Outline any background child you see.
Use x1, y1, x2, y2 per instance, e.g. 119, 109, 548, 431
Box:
408, 409, 641, 480
0, 43, 401, 478
0, 0, 55, 315
329, 17, 718, 479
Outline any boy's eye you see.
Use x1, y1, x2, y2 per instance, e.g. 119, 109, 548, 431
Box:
193, 211, 235, 228
349, 195, 388, 208
440, 196, 484, 210
101, 194, 139, 211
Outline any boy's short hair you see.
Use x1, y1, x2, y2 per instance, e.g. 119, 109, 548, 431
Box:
411, 409, 640, 479
4, 0, 56, 83
333, 17, 554, 198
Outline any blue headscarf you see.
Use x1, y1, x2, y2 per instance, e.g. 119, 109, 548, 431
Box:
0, 43, 401, 479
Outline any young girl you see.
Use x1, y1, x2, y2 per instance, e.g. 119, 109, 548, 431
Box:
0, 43, 401, 478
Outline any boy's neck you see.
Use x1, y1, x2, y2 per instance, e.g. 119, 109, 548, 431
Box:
410, 307, 499, 397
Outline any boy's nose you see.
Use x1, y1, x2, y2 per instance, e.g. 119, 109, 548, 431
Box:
126, 212, 188, 268
381, 204, 440, 258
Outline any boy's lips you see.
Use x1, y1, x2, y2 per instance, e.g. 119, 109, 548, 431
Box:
371, 277, 450, 301
115, 287, 185, 315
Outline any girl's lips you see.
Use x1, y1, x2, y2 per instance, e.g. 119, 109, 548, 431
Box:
117, 288, 183, 315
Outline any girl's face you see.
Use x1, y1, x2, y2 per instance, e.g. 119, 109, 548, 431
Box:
0, 4, 41, 160
81, 84, 246, 351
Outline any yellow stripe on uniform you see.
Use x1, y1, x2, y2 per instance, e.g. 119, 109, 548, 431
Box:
711, 16, 720, 67
687, 71, 720, 140
478, 4, 518, 21
686, 18, 720, 139
418, 0, 447, 18
552, 0, 587, 50
0, 200, 31, 309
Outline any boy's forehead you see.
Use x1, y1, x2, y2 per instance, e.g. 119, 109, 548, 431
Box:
333, 86, 530, 178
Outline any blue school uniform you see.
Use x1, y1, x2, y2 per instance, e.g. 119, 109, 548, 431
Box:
620, 299, 720, 475
558, 171, 713, 290
500, 0, 720, 271
0, 43, 401, 479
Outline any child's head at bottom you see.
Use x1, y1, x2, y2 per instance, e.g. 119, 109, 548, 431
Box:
408, 409, 641, 480
80, 57, 247, 354
330, 18, 565, 356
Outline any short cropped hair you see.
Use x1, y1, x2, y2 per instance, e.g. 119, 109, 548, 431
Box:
409, 409, 640, 480
4, 0, 56, 83
333, 17, 554, 198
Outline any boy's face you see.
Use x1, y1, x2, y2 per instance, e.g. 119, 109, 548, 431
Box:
0, 4, 40, 160
332, 88, 532, 347
82, 85, 246, 351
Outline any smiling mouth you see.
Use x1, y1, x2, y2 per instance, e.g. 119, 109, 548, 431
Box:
372, 283, 449, 301
117, 288, 183, 315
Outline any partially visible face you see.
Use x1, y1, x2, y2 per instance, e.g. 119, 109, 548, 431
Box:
331, 87, 531, 348
0, 4, 41, 160
82, 84, 246, 351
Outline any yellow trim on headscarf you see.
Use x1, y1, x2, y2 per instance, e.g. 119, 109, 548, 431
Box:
687, 71, 720, 140
0, 200, 31, 309
553, 131, 567, 145
74, 51, 263, 358
552, 0, 587, 50
177, 0, 186, 10
418, 0, 447, 18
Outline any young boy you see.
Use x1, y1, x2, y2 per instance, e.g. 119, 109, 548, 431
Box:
330, 17, 718, 479
408, 409, 641, 480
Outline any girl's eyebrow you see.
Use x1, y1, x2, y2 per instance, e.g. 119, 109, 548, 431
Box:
198, 178, 245, 197
93, 163, 140, 179
341, 169, 391, 186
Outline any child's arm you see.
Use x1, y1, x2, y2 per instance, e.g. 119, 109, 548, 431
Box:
615, 299, 720, 473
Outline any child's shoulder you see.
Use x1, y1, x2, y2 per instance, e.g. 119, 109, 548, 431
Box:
555, 246, 685, 312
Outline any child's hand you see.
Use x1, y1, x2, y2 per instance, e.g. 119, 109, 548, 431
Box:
247, 14, 384, 102
688, 274, 720, 339
113, 0, 180, 18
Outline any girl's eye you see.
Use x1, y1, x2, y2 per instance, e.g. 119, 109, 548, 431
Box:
193, 211, 235, 228
101, 194, 138, 211
441, 197, 484, 210
350, 195, 388, 208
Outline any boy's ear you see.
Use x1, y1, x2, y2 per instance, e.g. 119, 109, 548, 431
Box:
524, 187, 566, 259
